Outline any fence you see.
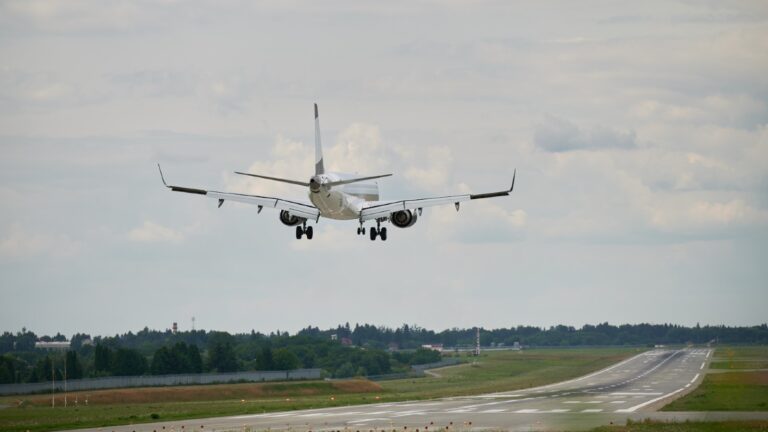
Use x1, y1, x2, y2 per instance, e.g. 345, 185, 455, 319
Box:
0, 368, 322, 396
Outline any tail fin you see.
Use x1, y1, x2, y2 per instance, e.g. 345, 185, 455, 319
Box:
314, 103, 325, 175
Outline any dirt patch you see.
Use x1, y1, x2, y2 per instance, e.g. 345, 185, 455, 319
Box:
21, 379, 382, 406
332, 379, 382, 393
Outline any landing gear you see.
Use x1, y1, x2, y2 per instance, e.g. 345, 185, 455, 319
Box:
296, 222, 313, 240
368, 221, 388, 241
357, 225, 366, 236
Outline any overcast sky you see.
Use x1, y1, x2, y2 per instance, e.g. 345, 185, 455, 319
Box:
0, 1, 766, 337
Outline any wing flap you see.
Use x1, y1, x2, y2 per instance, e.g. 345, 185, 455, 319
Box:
159, 165, 319, 220
360, 171, 515, 222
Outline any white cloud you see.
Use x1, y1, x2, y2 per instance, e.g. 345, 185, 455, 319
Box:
534, 115, 637, 152
0, 225, 81, 258
127, 221, 184, 243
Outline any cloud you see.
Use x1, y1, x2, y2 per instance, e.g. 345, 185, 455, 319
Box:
534, 116, 637, 152
128, 221, 184, 243
0, 225, 81, 258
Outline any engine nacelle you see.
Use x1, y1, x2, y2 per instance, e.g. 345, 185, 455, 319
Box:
279, 210, 305, 227
390, 209, 418, 228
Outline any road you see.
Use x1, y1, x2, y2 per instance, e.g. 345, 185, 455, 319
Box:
68, 348, 767, 432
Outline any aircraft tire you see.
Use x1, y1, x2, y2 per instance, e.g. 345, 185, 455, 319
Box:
380, 227, 387, 241
295, 226, 303, 239
370, 228, 377, 241
306, 226, 313, 239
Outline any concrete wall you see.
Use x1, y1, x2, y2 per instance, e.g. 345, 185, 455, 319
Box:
0, 369, 322, 396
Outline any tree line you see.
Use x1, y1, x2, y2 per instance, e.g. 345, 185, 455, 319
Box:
1, 322, 765, 384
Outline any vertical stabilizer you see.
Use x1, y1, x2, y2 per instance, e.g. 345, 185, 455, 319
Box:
314, 103, 325, 175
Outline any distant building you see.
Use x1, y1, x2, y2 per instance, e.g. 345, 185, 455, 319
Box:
341, 337, 353, 346
388, 342, 399, 351
35, 341, 70, 350
421, 344, 443, 352
172, 322, 178, 334
330, 334, 338, 341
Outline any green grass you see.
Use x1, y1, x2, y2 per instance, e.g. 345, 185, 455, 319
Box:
0, 347, 641, 432
590, 419, 768, 431
662, 371, 768, 411
379, 348, 641, 399
710, 346, 768, 370
710, 361, 768, 370
713, 346, 768, 360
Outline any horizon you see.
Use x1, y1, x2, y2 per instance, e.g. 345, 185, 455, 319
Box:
8, 320, 768, 340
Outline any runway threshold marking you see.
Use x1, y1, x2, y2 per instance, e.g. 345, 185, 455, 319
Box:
615, 386, 687, 413
700, 362, 706, 370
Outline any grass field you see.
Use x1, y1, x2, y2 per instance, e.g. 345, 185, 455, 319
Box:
709, 345, 768, 370
379, 347, 640, 399
662, 346, 768, 412
590, 419, 768, 431
662, 371, 768, 411
0, 347, 640, 432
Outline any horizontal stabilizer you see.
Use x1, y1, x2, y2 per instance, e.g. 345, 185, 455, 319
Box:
325, 174, 392, 188
234, 172, 310, 187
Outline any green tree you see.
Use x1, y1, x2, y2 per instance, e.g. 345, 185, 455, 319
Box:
94, 344, 112, 373
65, 351, 83, 379
334, 362, 356, 378
256, 346, 274, 371
111, 348, 147, 376
151, 346, 174, 375
272, 348, 299, 371
207, 332, 238, 372
0, 355, 17, 383
187, 344, 203, 373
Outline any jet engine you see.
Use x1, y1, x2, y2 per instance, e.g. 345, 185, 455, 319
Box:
390, 209, 418, 228
279, 210, 305, 227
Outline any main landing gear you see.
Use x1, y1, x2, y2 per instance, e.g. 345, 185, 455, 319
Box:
295, 222, 313, 240
363, 220, 387, 241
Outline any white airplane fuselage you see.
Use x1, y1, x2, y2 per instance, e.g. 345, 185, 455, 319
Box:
308, 172, 379, 220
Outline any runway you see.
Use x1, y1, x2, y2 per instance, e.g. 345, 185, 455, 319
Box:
70, 348, 767, 432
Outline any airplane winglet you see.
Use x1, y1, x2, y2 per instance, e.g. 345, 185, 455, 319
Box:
510, 169, 516, 192
158, 163, 169, 188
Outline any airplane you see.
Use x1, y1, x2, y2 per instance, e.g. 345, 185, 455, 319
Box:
158, 104, 515, 241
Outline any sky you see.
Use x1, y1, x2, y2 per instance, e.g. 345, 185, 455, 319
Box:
0, 1, 766, 337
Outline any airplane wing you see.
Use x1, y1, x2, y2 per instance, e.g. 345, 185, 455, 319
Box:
360, 170, 516, 222
158, 165, 320, 221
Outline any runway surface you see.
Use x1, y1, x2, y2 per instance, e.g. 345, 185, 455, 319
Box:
69, 348, 767, 432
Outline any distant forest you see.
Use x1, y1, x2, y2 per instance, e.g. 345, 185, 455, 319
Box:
0, 322, 765, 385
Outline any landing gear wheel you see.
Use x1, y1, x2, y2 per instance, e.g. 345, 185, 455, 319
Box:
357, 227, 361, 235
370, 227, 378, 241
306, 226, 314, 240
380, 227, 387, 241
362, 227, 366, 235
295, 226, 303, 240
